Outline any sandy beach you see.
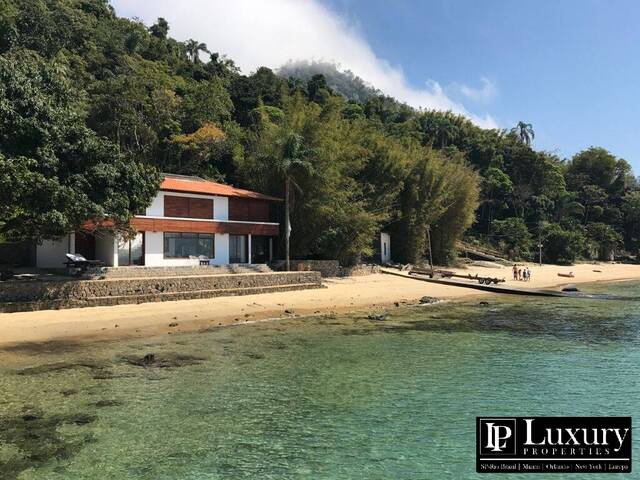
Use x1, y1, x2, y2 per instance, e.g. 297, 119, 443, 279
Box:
1, 262, 640, 348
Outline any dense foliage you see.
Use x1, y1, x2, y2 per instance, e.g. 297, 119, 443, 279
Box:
0, 50, 160, 241
1, 0, 638, 265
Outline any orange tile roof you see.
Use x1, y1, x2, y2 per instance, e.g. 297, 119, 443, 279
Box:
160, 176, 282, 201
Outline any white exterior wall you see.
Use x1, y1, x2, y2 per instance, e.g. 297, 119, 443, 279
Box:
37, 232, 119, 268
96, 233, 118, 267
380, 232, 391, 263
36, 234, 74, 268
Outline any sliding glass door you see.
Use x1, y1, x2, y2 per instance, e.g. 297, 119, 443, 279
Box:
229, 234, 248, 263
251, 236, 271, 263
118, 233, 144, 266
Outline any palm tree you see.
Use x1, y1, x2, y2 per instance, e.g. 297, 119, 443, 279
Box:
185, 39, 209, 63
554, 194, 584, 222
275, 133, 313, 271
512, 121, 535, 146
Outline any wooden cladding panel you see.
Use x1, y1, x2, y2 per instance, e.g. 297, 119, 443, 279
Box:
228, 198, 270, 222
163, 195, 213, 219
131, 217, 278, 236
164, 195, 189, 217
188, 198, 214, 219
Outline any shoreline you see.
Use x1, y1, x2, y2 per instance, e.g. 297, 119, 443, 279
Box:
1, 262, 640, 350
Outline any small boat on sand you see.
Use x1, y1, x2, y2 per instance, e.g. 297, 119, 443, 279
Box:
557, 272, 575, 278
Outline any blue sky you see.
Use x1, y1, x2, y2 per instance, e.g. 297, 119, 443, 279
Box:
322, 0, 640, 169
114, 0, 640, 171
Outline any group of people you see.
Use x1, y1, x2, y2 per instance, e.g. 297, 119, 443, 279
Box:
512, 264, 532, 282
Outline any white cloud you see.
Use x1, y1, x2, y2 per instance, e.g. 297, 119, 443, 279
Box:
110, 0, 498, 128
455, 77, 497, 104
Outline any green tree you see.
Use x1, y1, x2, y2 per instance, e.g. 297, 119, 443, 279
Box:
543, 223, 586, 264
566, 147, 630, 195
166, 123, 229, 179
481, 167, 513, 233
511, 121, 535, 146
179, 77, 233, 132
430, 153, 480, 264
149, 17, 169, 39
492, 217, 533, 260
240, 94, 391, 265
278, 132, 314, 270
395, 148, 479, 264
621, 191, 640, 253
585, 222, 622, 260
0, 52, 159, 241
185, 39, 209, 63
553, 193, 584, 222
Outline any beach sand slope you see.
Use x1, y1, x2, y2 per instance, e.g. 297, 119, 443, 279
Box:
1, 263, 639, 347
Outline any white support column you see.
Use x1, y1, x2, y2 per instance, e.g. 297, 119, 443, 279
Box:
248, 234, 252, 264
69, 233, 76, 254
112, 237, 119, 267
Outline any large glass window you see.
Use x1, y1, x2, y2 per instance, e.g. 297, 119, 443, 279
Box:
229, 234, 248, 263
118, 233, 144, 266
163, 233, 214, 259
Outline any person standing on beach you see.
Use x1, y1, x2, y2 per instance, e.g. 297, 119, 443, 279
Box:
518, 268, 522, 281
513, 264, 518, 281
526, 267, 531, 282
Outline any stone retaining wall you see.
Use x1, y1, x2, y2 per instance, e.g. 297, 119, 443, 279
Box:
341, 264, 381, 276
287, 260, 341, 278
274, 260, 380, 278
97, 264, 272, 279
0, 271, 322, 312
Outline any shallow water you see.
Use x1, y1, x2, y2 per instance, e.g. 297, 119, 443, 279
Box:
1, 281, 639, 479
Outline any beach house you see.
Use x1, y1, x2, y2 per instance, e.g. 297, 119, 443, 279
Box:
36, 174, 281, 268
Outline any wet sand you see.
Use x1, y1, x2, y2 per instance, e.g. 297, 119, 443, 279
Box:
1, 262, 640, 348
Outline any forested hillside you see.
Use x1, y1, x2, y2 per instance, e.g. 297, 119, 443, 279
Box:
1, 0, 638, 265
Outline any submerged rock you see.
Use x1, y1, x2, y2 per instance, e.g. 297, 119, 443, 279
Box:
121, 352, 205, 368
419, 296, 440, 304
562, 284, 580, 292
21, 413, 41, 422
92, 399, 124, 408
69, 414, 95, 425
16, 361, 107, 376
0, 409, 96, 479
367, 313, 387, 321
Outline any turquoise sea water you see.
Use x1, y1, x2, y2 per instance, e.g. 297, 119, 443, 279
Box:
1, 281, 639, 479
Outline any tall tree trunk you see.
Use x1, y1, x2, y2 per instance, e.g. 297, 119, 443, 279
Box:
427, 225, 434, 270
285, 175, 290, 271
